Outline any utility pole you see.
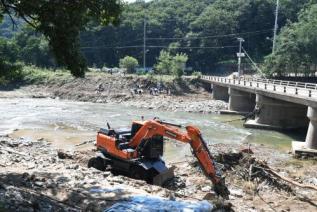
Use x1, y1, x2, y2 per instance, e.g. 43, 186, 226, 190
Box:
237, 37, 245, 77
143, 17, 146, 71
272, 0, 279, 54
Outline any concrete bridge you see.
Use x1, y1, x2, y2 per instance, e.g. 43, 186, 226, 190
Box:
201, 75, 317, 154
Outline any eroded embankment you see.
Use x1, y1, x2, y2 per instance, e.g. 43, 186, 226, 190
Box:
1, 136, 316, 211
0, 74, 228, 113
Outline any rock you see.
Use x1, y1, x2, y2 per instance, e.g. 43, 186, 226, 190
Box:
304, 177, 317, 185
34, 181, 45, 187
230, 188, 244, 198
201, 185, 211, 192
57, 150, 73, 159
203, 192, 217, 200
56, 176, 69, 184
73, 164, 80, 170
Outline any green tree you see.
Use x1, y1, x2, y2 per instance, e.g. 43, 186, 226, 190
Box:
154, 50, 188, 77
171, 53, 188, 78
0, 38, 22, 85
1, 0, 311, 76
119, 56, 139, 73
0, 0, 123, 77
263, 2, 317, 76
14, 27, 55, 67
154, 50, 173, 75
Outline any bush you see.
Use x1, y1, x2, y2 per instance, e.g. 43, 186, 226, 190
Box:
192, 71, 202, 78
0, 60, 23, 85
119, 56, 139, 73
146, 71, 155, 81
21, 66, 70, 84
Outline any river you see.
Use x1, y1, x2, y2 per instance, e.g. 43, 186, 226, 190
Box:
0, 98, 304, 162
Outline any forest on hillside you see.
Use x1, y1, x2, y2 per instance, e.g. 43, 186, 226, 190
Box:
1, 0, 317, 80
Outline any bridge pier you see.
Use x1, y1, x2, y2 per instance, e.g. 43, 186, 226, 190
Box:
212, 85, 229, 101
305, 107, 317, 149
220, 88, 255, 115
292, 107, 317, 155
228, 88, 255, 113
244, 94, 308, 130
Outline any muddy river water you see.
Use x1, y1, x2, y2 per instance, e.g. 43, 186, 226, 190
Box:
0, 98, 304, 162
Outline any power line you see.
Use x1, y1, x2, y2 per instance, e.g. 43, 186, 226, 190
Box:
146, 29, 274, 40
242, 46, 266, 78
79, 29, 273, 49
80, 38, 143, 47
147, 45, 238, 49
81, 45, 143, 49
80, 45, 238, 50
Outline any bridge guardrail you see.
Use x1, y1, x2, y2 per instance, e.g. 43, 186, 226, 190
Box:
201, 75, 317, 99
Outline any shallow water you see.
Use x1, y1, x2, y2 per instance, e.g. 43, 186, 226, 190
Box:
0, 98, 304, 162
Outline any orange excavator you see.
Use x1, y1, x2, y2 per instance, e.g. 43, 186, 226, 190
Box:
88, 118, 230, 198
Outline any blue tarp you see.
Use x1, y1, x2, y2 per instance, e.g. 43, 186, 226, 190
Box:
104, 195, 213, 212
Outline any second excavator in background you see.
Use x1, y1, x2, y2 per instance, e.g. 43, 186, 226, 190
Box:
88, 118, 230, 199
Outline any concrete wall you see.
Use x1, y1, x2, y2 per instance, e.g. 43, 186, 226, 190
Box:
253, 94, 308, 129
228, 88, 256, 113
212, 85, 229, 101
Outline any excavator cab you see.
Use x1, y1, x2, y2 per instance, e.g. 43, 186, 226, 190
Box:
98, 123, 164, 159
130, 121, 164, 159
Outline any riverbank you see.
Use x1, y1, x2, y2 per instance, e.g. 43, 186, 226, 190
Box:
0, 136, 316, 211
0, 68, 227, 113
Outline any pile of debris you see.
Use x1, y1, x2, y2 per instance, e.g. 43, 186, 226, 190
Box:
215, 150, 317, 194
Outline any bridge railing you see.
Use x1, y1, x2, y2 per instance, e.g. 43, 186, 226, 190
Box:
201, 75, 317, 98
246, 78, 317, 90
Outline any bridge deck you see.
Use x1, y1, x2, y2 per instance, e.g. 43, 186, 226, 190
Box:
201, 76, 317, 108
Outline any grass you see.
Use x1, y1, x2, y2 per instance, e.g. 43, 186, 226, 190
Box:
21, 65, 71, 84
18, 66, 197, 85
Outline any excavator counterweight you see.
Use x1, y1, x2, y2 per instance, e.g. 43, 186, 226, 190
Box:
88, 118, 229, 199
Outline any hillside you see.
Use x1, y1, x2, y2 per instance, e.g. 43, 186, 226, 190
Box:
0, 0, 312, 75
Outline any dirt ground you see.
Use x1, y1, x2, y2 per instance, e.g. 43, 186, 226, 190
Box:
0, 136, 316, 211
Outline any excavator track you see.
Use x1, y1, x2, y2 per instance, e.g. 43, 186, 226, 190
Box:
88, 152, 174, 186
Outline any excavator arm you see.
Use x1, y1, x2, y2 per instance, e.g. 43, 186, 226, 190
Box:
129, 119, 230, 199
185, 125, 230, 199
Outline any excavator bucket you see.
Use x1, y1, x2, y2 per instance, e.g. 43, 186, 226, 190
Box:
139, 159, 175, 186
213, 178, 230, 200
152, 166, 175, 186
